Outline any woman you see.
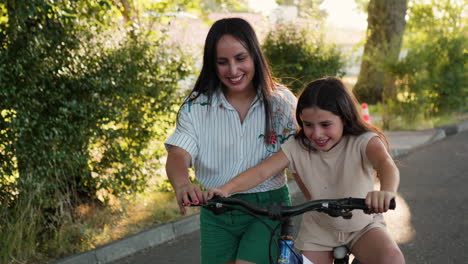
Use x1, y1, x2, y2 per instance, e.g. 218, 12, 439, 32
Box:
165, 18, 297, 264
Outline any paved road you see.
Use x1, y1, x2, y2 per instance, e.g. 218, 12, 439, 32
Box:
114, 130, 468, 264
395, 130, 468, 263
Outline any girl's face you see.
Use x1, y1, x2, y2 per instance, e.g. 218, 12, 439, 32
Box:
215, 34, 255, 96
300, 107, 344, 152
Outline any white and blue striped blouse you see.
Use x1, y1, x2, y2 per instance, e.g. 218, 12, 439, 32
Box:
165, 86, 297, 193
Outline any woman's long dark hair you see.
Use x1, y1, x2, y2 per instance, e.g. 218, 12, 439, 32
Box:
295, 76, 388, 151
178, 17, 279, 144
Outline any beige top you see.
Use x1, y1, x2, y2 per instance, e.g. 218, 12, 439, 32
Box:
281, 132, 378, 232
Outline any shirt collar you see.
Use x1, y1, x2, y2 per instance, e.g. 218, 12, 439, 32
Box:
214, 89, 263, 110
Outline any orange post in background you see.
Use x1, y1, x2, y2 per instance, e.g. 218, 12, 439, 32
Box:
362, 103, 371, 124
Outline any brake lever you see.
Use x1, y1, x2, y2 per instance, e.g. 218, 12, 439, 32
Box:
202, 196, 234, 215
318, 207, 354, 219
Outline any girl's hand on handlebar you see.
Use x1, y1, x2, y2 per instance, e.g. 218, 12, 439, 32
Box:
203, 188, 228, 201
175, 183, 204, 215
365, 191, 395, 214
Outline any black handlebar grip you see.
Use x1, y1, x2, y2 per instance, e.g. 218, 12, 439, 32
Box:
389, 198, 396, 210
353, 197, 396, 210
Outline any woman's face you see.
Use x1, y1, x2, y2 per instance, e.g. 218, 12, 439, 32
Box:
215, 34, 255, 96
300, 107, 344, 152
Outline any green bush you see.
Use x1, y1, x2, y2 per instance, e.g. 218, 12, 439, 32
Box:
0, 0, 193, 262
390, 35, 467, 117
388, 0, 467, 123
262, 23, 346, 95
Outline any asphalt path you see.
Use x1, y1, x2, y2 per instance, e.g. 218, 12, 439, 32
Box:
114, 130, 468, 264
395, 130, 468, 263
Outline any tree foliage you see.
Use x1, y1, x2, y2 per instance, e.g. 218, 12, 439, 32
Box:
0, 0, 194, 261
387, 0, 467, 123
263, 23, 345, 95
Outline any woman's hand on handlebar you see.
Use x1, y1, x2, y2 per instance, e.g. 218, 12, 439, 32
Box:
365, 190, 396, 214
203, 188, 229, 201
175, 183, 204, 215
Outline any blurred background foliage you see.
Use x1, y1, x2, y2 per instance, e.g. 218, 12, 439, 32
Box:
383, 0, 467, 129
263, 22, 345, 95
0, 0, 196, 262
0, 0, 466, 263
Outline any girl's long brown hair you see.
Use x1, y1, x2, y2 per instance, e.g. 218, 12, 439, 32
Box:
295, 76, 389, 152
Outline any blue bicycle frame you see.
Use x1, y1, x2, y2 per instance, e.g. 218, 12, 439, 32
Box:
278, 237, 304, 264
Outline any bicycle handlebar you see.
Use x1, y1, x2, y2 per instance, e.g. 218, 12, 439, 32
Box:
200, 196, 396, 221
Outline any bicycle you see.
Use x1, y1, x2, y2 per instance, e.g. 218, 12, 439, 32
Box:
194, 196, 396, 264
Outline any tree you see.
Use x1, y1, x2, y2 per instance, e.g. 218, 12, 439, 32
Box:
386, 0, 467, 128
353, 0, 407, 104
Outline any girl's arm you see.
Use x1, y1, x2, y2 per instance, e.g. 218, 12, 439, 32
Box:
366, 136, 400, 213
204, 150, 290, 199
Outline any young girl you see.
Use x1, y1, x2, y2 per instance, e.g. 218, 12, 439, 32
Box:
204, 77, 405, 264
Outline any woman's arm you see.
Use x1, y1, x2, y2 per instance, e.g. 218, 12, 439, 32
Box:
204, 150, 290, 199
166, 146, 204, 214
366, 136, 400, 213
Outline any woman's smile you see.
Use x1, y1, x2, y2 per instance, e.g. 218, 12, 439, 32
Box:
216, 34, 255, 96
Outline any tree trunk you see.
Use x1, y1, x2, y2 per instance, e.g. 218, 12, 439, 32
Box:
354, 0, 407, 104
117, 0, 134, 24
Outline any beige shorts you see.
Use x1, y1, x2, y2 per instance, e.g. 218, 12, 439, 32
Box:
295, 214, 386, 251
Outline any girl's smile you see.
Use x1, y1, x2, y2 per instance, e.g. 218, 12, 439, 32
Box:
300, 107, 344, 152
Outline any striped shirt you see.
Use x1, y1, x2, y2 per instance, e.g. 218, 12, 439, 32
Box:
165, 86, 297, 193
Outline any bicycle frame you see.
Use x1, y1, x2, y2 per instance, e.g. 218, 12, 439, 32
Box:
197, 196, 395, 264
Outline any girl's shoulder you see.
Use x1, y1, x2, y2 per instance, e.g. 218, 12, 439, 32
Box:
358, 131, 379, 139
348, 131, 379, 143
281, 136, 306, 153
347, 131, 380, 152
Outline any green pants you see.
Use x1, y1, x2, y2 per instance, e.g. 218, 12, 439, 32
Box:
200, 185, 291, 264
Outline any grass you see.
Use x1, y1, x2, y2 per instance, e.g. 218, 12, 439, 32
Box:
0, 175, 199, 264
368, 105, 468, 131
17, 178, 201, 264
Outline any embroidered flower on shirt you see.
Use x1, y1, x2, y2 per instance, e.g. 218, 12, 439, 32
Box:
258, 104, 296, 153
259, 131, 284, 150
269, 131, 278, 145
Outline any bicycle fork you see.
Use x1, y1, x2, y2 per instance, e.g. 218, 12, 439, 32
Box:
277, 217, 303, 264
278, 237, 300, 263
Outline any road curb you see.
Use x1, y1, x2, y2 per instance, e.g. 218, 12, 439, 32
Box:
440, 120, 468, 135
388, 128, 446, 158
50, 214, 200, 264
